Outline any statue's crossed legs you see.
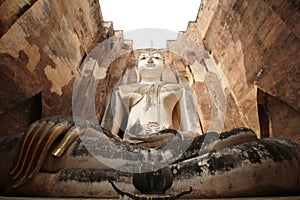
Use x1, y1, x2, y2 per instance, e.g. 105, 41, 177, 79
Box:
0, 116, 299, 198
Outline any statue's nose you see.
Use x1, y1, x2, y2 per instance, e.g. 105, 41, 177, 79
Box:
147, 56, 154, 63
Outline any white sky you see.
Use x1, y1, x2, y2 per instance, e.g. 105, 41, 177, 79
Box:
99, 0, 201, 48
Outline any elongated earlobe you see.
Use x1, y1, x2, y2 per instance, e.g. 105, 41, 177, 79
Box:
135, 67, 140, 82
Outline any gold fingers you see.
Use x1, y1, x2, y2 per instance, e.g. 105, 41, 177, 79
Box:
28, 121, 72, 179
52, 126, 80, 157
10, 120, 47, 177
11, 121, 56, 187
10, 119, 72, 188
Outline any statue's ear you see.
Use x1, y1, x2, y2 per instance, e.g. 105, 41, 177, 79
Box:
135, 67, 140, 83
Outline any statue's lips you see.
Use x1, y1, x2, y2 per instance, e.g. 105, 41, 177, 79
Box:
146, 64, 156, 68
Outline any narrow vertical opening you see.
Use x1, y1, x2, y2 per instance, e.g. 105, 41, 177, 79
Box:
257, 88, 270, 138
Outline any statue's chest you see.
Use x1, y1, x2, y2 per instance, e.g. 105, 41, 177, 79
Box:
130, 84, 182, 108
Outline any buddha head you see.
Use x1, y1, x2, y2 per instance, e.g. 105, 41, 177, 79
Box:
137, 50, 164, 83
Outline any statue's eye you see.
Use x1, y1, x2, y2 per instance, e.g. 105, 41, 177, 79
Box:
152, 53, 162, 60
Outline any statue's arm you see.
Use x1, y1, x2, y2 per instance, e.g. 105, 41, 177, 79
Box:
178, 87, 203, 137
101, 87, 125, 136
111, 89, 125, 135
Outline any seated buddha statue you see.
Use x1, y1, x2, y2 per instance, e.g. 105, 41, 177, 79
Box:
101, 50, 202, 147
0, 49, 299, 198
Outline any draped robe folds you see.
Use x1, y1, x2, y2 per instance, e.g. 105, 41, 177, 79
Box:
101, 81, 203, 145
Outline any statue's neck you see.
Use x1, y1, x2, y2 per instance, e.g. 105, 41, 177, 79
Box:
140, 77, 161, 84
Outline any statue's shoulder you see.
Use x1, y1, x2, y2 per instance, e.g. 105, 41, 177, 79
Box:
115, 84, 142, 99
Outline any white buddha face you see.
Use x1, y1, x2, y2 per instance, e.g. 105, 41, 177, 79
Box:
137, 51, 164, 82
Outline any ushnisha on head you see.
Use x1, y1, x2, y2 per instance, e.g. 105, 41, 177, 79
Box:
137, 49, 164, 83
